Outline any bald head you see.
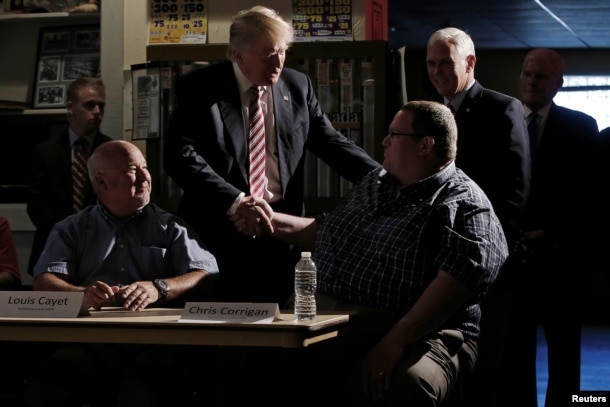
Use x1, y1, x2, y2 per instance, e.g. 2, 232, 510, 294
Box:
88, 140, 133, 177
88, 140, 152, 218
523, 48, 565, 77
520, 48, 565, 111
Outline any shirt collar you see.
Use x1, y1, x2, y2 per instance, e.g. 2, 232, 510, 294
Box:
97, 201, 145, 224
379, 161, 456, 198
404, 161, 455, 194
523, 103, 551, 121
69, 128, 94, 148
232, 61, 267, 96
444, 80, 475, 111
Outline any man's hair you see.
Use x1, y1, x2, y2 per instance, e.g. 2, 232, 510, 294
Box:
66, 77, 105, 102
428, 27, 476, 58
402, 101, 458, 161
226, 5, 294, 60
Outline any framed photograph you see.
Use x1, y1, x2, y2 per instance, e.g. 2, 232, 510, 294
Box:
33, 25, 100, 108
41, 31, 71, 52
130, 63, 162, 140
73, 29, 101, 50
35, 85, 66, 107
38, 56, 61, 82
62, 54, 100, 80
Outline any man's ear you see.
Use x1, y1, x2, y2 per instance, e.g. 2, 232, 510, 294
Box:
419, 136, 436, 155
466, 54, 476, 72
232, 49, 243, 64
93, 173, 106, 190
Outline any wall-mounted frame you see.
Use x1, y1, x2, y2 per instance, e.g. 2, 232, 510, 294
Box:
130, 62, 171, 140
32, 25, 100, 108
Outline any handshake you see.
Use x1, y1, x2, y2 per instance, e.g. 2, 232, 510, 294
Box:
229, 196, 275, 238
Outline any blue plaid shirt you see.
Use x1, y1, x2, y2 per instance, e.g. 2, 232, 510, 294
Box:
314, 163, 508, 338
34, 203, 219, 287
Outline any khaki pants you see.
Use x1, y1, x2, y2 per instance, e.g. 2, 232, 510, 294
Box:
303, 293, 479, 407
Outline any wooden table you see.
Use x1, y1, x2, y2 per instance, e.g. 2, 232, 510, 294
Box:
0, 308, 350, 348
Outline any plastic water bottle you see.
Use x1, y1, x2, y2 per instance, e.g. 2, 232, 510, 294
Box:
294, 251, 317, 321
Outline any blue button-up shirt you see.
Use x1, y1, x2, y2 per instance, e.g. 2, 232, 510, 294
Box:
34, 202, 219, 287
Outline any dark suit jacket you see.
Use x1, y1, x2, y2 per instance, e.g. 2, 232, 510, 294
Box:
522, 103, 600, 280
445, 83, 531, 407
164, 60, 379, 303
500, 105, 602, 407
452, 81, 531, 247
26, 129, 111, 274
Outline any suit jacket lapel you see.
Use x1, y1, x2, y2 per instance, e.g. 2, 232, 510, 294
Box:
59, 131, 74, 200
219, 68, 249, 183
272, 78, 296, 195
543, 103, 559, 137
459, 80, 483, 116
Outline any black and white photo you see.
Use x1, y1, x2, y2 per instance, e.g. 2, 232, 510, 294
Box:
38, 56, 61, 82
62, 54, 100, 80
74, 29, 101, 50
41, 31, 71, 52
36, 85, 65, 107
33, 25, 100, 108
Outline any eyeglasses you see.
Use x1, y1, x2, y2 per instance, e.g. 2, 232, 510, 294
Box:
388, 131, 420, 138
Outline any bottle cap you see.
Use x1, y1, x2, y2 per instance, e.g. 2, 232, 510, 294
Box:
301, 252, 311, 257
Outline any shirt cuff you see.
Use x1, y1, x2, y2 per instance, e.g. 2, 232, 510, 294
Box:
226, 192, 246, 216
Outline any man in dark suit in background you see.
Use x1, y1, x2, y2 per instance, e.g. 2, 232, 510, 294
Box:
499, 48, 601, 407
426, 27, 531, 407
163, 5, 379, 306
26, 77, 111, 276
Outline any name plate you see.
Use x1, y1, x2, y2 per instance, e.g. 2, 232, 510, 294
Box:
0, 291, 85, 318
180, 302, 281, 324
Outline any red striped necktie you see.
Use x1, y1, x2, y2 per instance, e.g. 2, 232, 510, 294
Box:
248, 86, 266, 198
72, 139, 88, 213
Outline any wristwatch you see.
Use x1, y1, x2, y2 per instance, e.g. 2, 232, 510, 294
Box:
153, 279, 170, 300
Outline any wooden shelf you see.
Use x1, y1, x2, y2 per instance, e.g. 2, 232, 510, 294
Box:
146, 44, 228, 62
0, 12, 99, 24
23, 108, 66, 115
0, 108, 66, 116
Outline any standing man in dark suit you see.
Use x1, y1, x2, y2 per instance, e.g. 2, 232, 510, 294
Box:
499, 48, 601, 407
163, 5, 379, 306
426, 27, 531, 406
26, 77, 112, 275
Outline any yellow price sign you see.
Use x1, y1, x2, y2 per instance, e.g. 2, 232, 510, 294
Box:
148, 0, 208, 44
292, 0, 353, 42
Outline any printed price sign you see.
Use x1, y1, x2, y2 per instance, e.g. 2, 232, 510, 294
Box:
292, 0, 354, 42
148, 0, 208, 44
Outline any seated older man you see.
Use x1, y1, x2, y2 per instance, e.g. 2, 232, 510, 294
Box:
25, 140, 219, 407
